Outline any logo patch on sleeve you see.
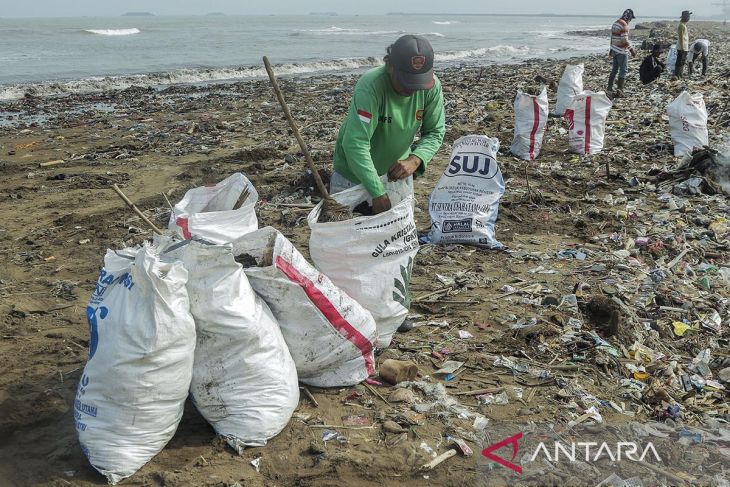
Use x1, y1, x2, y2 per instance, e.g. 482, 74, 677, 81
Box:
357, 109, 372, 124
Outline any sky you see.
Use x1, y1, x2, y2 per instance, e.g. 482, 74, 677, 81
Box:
0, 0, 721, 18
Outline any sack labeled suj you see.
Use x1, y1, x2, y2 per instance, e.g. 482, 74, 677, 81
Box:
307, 177, 419, 348
233, 227, 377, 387
667, 91, 708, 157
76, 245, 195, 484
511, 87, 549, 160
168, 173, 258, 244
428, 135, 505, 249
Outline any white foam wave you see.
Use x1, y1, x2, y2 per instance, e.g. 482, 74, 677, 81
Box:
436, 45, 530, 61
84, 28, 141, 36
293, 26, 403, 36
420, 32, 445, 37
432, 20, 459, 25
0, 58, 382, 101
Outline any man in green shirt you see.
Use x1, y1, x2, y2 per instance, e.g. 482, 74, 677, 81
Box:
674, 10, 691, 78
331, 34, 446, 214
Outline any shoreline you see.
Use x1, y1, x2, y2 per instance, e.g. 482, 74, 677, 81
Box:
0, 21, 728, 487
0, 20, 725, 107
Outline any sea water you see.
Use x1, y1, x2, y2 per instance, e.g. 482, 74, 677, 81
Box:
0, 14, 643, 100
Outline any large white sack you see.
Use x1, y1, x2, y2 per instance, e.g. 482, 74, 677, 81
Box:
564, 91, 613, 155
666, 91, 709, 157
168, 173, 258, 243
555, 64, 584, 116
511, 88, 549, 160
76, 246, 195, 484
308, 177, 419, 348
167, 240, 299, 453
666, 45, 677, 75
428, 135, 505, 248
233, 227, 377, 387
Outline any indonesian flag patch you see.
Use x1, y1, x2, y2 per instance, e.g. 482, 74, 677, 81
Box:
357, 109, 372, 124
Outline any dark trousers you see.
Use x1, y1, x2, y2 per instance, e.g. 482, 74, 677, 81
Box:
675, 50, 688, 77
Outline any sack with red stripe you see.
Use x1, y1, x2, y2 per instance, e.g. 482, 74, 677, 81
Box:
510, 87, 549, 160
164, 239, 299, 453
666, 91, 708, 157
564, 91, 613, 155
554, 64, 584, 116
232, 227, 377, 387
307, 177, 419, 348
168, 173, 258, 244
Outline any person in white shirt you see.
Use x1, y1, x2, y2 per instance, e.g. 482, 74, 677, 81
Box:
687, 39, 710, 76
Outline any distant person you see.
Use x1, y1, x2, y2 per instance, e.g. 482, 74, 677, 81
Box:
331, 34, 445, 214
639, 44, 666, 84
607, 8, 637, 97
687, 38, 710, 76
674, 10, 691, 78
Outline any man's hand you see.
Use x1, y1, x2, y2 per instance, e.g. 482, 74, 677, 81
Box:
388, 155, 422, 181
372, 194, 392, 214
630, 48, 637, 57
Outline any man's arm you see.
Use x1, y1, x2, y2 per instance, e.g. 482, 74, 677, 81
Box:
340, 87, 385, 198
410, 79, 446, 176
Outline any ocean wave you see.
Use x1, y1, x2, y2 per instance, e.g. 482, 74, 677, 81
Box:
432, 21, 459, 25
0, 57, 382, 101
420, 32, 445, 37
292, 26, 403, 36
84, 28, 141, 36
436, 45, 530, 61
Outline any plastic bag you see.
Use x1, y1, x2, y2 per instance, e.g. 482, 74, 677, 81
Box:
555, 64, 584, 116
564, 91, 613, 155
511, 87, 549, 160
233, 227, 377, 387
428, 135, 505, 248
167, 239, 299, 453
666, 91, 708, 157
168, 173, 258, 243
307, 177, 419, 348
76, 245, 195, 484
666, 45, 677, 75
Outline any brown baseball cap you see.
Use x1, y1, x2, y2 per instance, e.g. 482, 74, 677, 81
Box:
389, 34, 435, 90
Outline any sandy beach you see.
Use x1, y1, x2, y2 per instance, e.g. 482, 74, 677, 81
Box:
0, 21, 728, 487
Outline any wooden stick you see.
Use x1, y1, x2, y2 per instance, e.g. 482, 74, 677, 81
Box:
639, 460, 688, 485
262, 56, 331, 200
453, 387, 504, 396
300, 386, 319, 407
364, 383, 392, 407
666, 248, 690, 270
162, 192, 174, 210
112, 184, 163, 234
422, 449, 457, 470
39, 159, 65, 167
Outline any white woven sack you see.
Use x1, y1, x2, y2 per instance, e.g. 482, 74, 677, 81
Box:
233, 227, 377, 387
76, 245, 195, 484
307, 177, 419, 348
168, 173, 258, 243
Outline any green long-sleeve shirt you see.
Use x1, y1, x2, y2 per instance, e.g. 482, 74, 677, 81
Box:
333, 65, 446, 198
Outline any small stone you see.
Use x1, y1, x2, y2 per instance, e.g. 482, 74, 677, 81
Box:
308, 439, 325, 455
718, 367, 730, 384
388, 388, 416, 404
382, 420, 405, 434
